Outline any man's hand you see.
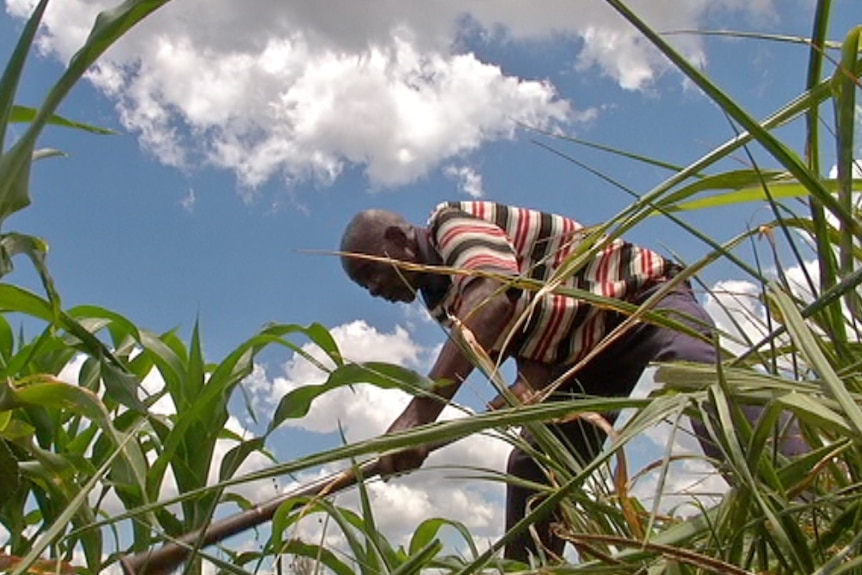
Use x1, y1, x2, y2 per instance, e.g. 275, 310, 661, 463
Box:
377, 399, 436, 479
488, 379, 534, 410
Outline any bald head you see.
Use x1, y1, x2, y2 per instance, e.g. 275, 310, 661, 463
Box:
341, 209, 409, 255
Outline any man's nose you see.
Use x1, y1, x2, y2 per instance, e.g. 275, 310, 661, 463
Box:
368, 282, 381, 297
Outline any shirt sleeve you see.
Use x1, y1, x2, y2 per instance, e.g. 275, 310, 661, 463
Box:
430, 206, 520, 295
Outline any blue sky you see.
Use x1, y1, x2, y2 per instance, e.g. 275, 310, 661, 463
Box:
2, 0, 860, 556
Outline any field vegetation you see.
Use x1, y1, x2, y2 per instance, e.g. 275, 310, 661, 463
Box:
0, 1, 860, 574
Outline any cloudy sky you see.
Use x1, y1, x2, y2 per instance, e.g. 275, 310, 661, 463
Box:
2, 0, 859, 563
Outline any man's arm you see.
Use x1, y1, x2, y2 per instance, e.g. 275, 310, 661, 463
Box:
377, 277, 516, 477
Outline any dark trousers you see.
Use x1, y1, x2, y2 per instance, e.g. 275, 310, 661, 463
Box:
503, 284, 807, 562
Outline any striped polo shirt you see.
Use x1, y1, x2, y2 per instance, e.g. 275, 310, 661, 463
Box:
422, 201, 678, 365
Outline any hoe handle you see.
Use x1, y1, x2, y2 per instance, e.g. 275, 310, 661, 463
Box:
119, 460, 379, 575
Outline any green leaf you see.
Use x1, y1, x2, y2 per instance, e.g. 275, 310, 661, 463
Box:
663, 28, 844, 50
279, 539, 355, 575
525, 126, 692, 174
832, 25, 861, 311
409, 518, 478, 559
78, 356, 101, 392
0, 233, 60, 310
10, 105, 117, 134
390, 538, 442, 575
770, 284, 862, 439
10, 429, 134, 575
187, 320, 206, 400
0, 286, 128, 377
655, 169, 786, 209
603, 0, 861, 246
355, 460, 387, 575
0, 315, 14, 365
274, 498, 373, 572
31, 148, 67, 162
0, 376, 151, 508
269, 362, 436, 431
218, 437, 267, 481
777, 393, 854, 437
0, 439, 20, 505
138, 329, 185, 398
0, 0, 49, 152
304, 322, 344, 368
660, 176, 862, 213
778, 440, 849, 490
100, 358, 147, 413
0, 133, 35, 227
0, 0, 172, 227
0, 376, 112, 431
144, 323, 341, 502
0, 417, 34, 441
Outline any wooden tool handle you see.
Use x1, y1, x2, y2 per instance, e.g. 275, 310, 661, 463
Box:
119, 460, 379, 575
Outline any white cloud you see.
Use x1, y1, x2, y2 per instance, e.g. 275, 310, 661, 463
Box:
7, 0, 776, 195
445, 164, 484, 198
399, 300, 438, 332
702, 253, 862, 357
703, 279, 768, 355
180, 187, 196, 213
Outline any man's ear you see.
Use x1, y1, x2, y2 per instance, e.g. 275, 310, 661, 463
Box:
383, 224, 410, 247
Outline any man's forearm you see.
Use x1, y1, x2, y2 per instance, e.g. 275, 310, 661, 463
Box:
411, 283, 516, 423
405, 337, 475, 423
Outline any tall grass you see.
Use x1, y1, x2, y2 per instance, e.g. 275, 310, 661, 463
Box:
0, 0, 860, 574
255, 5, 862, 574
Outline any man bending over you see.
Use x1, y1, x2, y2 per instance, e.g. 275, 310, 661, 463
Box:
339, 201, 806, 562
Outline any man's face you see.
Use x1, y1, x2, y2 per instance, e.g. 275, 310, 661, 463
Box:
349, 259, 418, 303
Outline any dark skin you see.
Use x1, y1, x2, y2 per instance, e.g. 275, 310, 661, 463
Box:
341, 209, 551, 477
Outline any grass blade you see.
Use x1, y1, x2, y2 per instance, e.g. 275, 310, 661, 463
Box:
769, 284, 862, 437
10, 424, 140, 575
0, 0, 49, 152
831, 26, 861, 318
0, 0, 172, 226
661, 177, 862, 213
602, 0, 859, 244
10, 105, 117, 135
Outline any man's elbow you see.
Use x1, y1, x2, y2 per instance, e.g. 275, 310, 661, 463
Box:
484, 291, 516, 322
463, 280, 517, 326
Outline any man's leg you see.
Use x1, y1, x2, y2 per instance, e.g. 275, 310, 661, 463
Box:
504, 416, 612, 562
643, 285, 809, 460
504, 283, 808, 562
504, 323, 658, 562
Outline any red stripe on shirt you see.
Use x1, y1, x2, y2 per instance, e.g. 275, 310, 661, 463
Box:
438, 223, 505, 249
599, 249, 613, 297
514, 208, 530, 254
460, 253, 520, 273
535, 294, 565, 360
